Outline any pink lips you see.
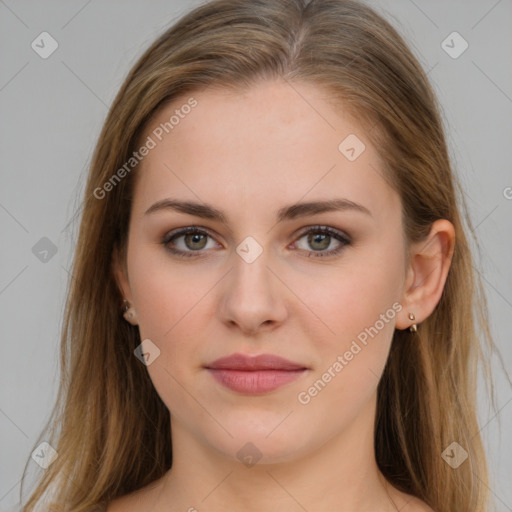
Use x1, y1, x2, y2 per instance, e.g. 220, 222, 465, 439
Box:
205, 353, 308, 394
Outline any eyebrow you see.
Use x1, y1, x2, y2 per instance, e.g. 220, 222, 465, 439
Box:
144, 198, 371, 223
144, 197, 371, 222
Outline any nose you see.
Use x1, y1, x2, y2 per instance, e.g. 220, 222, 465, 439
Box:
217, 244, 288, 336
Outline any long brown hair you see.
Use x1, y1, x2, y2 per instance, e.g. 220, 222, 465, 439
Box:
20, 1, 506, 510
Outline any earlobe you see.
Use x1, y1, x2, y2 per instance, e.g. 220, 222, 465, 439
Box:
122, 299, 139, 325
396, 219, 455, 331
112, 246, 139, 326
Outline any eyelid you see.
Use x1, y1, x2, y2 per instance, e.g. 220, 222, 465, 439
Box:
290, 225, 351, 258
161, 225, 221, 255
161, 225, 217, 244
293, 224, 351, 243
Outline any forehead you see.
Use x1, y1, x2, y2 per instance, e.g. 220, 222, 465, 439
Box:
132, 79, 399, 222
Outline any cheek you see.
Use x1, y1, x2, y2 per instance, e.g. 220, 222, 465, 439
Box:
294, 248, 403, 348
127, 249, 215, 415
128, 242, 214, 340
294, 285, 399, 429
291, 243, 404, 402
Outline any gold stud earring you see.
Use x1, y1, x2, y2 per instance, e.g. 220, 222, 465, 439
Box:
408, 312, 417, 333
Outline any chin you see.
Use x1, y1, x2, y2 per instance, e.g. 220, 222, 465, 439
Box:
204, 421, 315, 467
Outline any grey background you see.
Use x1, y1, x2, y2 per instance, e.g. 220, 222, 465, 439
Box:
1, 0, 511, 510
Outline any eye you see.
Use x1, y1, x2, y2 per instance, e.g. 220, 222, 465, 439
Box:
162, 226, 219, 258
162, 225, 351, 259
292, 225, 351, 258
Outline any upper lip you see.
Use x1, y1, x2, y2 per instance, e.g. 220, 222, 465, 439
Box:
205, 353, 307, 371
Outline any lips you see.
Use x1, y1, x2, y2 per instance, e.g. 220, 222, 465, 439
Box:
205, 353, 307, 371
204, 353, 308, 394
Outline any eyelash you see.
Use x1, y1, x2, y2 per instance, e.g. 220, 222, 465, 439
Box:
161, 225, 351, 259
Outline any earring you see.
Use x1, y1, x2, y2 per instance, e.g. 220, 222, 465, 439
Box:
122, 299, 136, 323
408, 312, 417, 333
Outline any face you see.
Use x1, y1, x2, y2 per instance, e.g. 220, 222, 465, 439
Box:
116, 79, 409, 464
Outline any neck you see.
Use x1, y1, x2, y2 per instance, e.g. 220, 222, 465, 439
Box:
152, 393, 403, 512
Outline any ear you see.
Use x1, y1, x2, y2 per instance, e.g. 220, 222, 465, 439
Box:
112, 245, 139, 326
112, 244, 131, 301
395, 219, 455, 330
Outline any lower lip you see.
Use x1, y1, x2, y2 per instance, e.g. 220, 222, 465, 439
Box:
206, 369, 307, 394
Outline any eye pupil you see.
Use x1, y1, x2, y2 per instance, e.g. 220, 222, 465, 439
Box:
186, 233, 207, 250
308, 232, 330, 251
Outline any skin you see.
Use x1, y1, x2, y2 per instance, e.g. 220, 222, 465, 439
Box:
110, 78, 454, 512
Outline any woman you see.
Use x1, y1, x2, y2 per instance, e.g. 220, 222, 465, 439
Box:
21, 0, 503, 511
